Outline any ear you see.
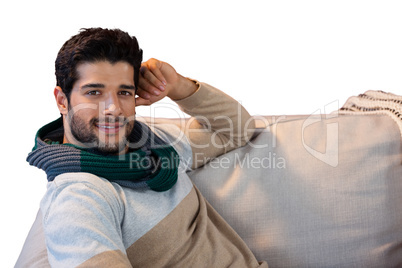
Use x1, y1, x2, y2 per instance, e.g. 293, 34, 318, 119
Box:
54, 86, 68, 115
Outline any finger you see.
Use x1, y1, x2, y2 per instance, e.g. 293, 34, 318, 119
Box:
136, 87, 151, 100
141, 61, 167, 90
140, 67, 166, 93
138, 74, 162, 97
135, 96, 152, 106
145, 59, 168, 85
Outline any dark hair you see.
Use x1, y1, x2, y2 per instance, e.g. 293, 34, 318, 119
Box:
55, 28, 143, 101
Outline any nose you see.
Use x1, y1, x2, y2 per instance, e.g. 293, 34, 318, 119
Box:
103, 94, 122, 116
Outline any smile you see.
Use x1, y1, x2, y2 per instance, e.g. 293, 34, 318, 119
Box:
95, 123, 124, 134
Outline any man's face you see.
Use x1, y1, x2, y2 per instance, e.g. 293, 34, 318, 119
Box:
64, 61, 136, 154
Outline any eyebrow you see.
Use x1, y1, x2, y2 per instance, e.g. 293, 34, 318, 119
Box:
80, 83, 136, 90
80, 83, 104, 90
120, 84, 136, 90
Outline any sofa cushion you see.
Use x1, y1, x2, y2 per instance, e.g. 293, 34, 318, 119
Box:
190, 114, 402, 267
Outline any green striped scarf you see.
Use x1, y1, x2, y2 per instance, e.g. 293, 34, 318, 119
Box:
27, 117, 179, 192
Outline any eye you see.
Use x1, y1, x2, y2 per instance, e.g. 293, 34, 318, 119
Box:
87, 90, 101, 96
119, 90, 134, 96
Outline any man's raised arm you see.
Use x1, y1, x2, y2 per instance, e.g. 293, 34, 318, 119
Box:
137, 59, 256, 169
174, 80, 255, 168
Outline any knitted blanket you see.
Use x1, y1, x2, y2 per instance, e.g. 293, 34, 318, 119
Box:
339, 90, 402, 138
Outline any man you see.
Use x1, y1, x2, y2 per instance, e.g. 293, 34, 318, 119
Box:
16, 28, 267, 267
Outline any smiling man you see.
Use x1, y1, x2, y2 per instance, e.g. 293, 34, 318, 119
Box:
56, 61, 138, 154
16, 28, 267, 267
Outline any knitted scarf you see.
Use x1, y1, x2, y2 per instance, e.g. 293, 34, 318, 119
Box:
27, 117, 179, 192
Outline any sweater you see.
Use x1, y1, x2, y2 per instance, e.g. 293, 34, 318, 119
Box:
18, 81, 267, 267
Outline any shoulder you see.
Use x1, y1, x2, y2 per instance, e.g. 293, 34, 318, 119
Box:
40, 173, 124, 224
44, 172, 121, 198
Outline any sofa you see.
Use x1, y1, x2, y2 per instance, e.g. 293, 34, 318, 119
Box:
16, 112, 402, 267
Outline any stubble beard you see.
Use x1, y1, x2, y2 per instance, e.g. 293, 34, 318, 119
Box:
69, 114, 134, 155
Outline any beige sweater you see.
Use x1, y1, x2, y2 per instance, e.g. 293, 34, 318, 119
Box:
16, 82, 267, 267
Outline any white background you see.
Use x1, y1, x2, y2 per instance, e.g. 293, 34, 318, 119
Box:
2, 0, 402, 266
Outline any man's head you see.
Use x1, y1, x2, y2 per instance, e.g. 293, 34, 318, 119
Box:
55, 28, 143, 101
54, 28, 143, 155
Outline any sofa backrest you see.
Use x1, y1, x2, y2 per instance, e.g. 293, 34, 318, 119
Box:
190, 114, 402, 267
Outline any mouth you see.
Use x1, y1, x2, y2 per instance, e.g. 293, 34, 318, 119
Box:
95, 123, 125, 134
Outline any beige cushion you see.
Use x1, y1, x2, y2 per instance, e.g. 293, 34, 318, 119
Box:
190, 114, 402, 267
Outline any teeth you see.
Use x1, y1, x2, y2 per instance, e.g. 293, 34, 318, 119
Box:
98, 125, 119, 129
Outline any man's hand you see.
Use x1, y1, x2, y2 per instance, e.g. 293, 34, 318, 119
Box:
136, 58, 198, 106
